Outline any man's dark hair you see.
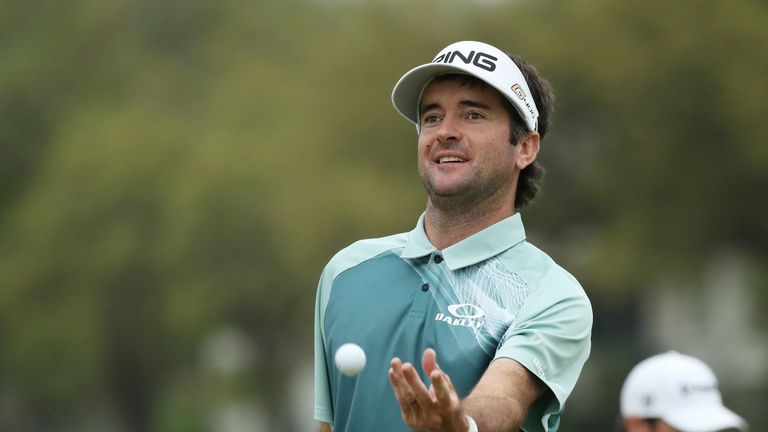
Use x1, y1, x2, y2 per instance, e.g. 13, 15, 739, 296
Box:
507, 53, 555, 210
426, 56, 555, 210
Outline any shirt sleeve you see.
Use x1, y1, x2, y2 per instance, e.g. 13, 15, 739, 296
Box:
314, 266, 334, 424
494, 267, 593, 432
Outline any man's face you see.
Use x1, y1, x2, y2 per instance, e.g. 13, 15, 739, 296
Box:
417, 79, 526, 207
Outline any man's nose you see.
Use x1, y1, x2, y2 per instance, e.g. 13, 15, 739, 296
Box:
435, 115, 463, 142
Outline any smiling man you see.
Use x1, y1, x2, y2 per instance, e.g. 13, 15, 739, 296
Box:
314, 41, 593, 432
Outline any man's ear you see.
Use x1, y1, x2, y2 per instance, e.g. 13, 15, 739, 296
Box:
515, 132, 540, 170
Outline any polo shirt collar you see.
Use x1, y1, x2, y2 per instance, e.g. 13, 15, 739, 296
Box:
400, 212, 527, 271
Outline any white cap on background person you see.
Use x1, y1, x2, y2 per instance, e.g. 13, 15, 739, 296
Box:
620, 351, 747, 432
391, 40, 539, 133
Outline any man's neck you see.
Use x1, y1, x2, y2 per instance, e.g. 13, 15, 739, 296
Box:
424, 197, 515, 250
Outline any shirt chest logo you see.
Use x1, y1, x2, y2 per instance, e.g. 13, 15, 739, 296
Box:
435, 303, 485, 329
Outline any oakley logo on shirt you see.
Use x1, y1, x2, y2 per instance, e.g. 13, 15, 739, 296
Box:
435, 303, 486, 328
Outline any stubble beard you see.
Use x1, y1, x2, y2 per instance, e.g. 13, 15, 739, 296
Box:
420, 166, 511, 219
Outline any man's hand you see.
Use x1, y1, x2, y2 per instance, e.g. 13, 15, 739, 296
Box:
388, 348, 469, 432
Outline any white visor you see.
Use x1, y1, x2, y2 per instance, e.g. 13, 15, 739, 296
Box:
391, 41, 539, 132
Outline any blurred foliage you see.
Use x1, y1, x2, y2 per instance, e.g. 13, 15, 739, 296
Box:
0, 0, 766, 430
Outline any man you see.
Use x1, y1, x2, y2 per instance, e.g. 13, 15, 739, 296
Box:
314, 40, 592, 432
620, 351, 748, 432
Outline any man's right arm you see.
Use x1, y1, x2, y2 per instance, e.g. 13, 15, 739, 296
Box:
319, 422, 331, 432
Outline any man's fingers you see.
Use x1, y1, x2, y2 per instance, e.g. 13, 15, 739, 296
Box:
402, 362, 434, 407
389, 358, 415, 411
423, 348, 452, 406
430, 369, 455, 407
422, 348, 438, 376
389, 351, 465, 430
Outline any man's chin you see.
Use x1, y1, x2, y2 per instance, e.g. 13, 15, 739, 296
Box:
422, 176, 468, 193
425, 184, 468, 198
425, 185, 478, 205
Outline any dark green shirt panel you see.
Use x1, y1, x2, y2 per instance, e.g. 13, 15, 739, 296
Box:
325, 252, 424, 432
324, 252, 492, 432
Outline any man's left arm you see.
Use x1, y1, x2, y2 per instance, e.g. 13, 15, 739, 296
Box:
462, 357, 545, 431
389, 349, 544, 432
389, 272, 592, 431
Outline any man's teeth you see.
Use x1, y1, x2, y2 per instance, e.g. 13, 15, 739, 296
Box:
438, 156, 464, 163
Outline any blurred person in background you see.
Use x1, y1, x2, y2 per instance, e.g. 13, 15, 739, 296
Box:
314, 40, 592, 431
620, 351, 748, 432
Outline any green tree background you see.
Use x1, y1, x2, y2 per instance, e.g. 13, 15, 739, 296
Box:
1, 0, 766, 430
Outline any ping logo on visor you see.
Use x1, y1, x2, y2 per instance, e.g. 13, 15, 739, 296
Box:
432, 50, 498, 72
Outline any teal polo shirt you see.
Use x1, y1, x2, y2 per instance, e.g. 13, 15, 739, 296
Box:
314, 213, 592, 432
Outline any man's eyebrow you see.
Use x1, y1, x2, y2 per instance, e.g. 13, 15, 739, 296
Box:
419, 99, 492, 116
458, 99, 492, 110
420, 102, 441, 116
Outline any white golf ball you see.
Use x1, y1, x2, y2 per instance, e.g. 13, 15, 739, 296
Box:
335, 343, 366, 376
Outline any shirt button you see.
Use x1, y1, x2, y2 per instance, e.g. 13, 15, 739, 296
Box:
434, 255, 443, 264
421, 283, 430, 292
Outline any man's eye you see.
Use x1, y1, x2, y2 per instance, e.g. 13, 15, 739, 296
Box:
422, 114, 441, 124
467, 111, 484, 120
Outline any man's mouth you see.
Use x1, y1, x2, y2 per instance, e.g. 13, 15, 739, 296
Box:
437, 156, 466, 164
